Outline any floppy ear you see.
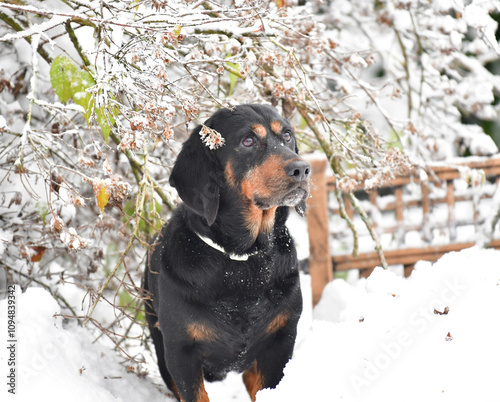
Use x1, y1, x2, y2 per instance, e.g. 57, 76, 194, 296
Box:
169, 125, 220, 226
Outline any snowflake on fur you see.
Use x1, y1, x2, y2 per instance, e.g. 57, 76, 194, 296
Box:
200, 124, 225, 150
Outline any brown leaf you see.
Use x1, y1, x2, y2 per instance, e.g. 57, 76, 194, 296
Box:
51, 171, 63, 194
282, 97, 295, 119
434, 307, 450, 315
31, 246, 46, 262
51, 215, 64, 232
8, 192, 22, 208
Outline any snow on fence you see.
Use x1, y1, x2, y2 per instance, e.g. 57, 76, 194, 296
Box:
306, 156, 500, 305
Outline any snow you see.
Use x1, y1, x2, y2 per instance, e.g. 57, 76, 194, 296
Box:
464, 4, 499, 53
1, 247, 500, 401
0, 115, 7, 130
1, 0, 500, 398
0, 16, 68, 43
0, 287, 166, 402
0, 229, 13, 256
260, 246, 500, 402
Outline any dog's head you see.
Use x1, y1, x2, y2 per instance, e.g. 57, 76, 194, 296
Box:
169, 104, 310, 226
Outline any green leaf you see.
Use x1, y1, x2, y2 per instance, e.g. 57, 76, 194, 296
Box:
50, 55, 118, 143
50, 56, 119, 143
388, 130, 404, 150
226, 61, 239, 96
35, 201, 49, 225
118, 289, 145, 323
299, 116, 308, 130
50, 55, 78, 103
50, 55, 95, 108
95, 104, 119, 144
123, 199, 135, 218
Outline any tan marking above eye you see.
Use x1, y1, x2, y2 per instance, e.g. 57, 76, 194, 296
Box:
251, 124, 267, 138
270, 120, 283, 135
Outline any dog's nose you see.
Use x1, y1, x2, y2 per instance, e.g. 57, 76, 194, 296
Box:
286, 160, 311, 182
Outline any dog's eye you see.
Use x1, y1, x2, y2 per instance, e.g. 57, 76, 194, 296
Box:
283, 131, 292, 142
242, 137, 255, 147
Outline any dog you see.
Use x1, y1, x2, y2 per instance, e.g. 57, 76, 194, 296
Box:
143, 104, 310, 402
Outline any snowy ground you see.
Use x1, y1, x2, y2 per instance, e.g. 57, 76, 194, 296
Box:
1, 246, 500, 401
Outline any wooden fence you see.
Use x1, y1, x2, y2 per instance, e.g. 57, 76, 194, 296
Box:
305, 156, 500, 305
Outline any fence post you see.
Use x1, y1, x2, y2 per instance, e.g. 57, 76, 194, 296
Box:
446, 180, 456, 242
306, 156, 333, 306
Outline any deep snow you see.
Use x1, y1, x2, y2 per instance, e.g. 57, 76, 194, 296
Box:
1, 246, 500, 401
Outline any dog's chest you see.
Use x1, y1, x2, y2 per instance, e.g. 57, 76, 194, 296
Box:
222, 256, 272, 292
204, 280, 293, 377
215, 256, 289, 327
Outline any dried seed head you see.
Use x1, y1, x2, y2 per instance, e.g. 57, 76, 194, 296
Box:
199, 124, 225, 150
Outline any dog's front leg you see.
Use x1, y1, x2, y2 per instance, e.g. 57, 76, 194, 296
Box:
243, 324, 297, 401
163, 344, 209, 402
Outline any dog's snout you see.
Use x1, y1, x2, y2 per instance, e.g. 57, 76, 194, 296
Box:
286, 161, 311, 182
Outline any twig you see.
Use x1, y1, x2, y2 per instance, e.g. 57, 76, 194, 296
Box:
408, 10, 426, 119
347, 192, 388, 269
65, 20, 90, 67
117, 300, 145, 347
82, 314, 139, 360
394, 28, 412, 120
108, 131, 176, 210
297, 104, 388, 268
184, 64, 229, 109
0, 2, 258, 32
83, 171, 149, 326
296, 103, 337, 162
1, 261, 78, 316
334, 186, 359, 258
17, 33, 40, 168
270, 38, 358, 155
0, 10, 53, 64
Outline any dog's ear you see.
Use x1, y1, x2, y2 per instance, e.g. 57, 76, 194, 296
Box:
169, 125, 220, 226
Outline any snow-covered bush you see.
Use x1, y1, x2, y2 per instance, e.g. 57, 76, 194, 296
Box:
0, 0, 498, 359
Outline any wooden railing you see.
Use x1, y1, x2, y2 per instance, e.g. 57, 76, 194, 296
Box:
305, 156, 500, 305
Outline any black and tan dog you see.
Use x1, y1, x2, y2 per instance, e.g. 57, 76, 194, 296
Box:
143, 104, 310, 402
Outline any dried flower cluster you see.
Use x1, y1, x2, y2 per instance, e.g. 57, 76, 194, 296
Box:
60, 227, 92, 251
363, 149, 416, 191
199, 124, 226, 150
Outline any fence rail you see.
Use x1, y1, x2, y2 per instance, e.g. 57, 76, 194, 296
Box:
305, 155, 500, 305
